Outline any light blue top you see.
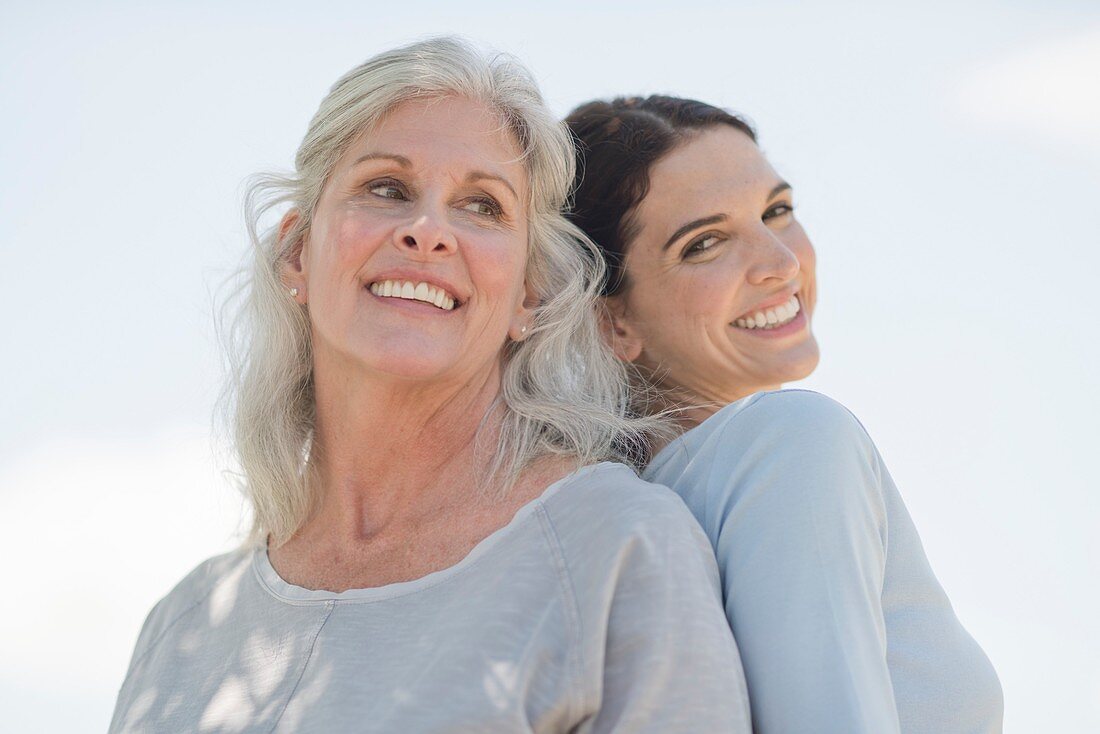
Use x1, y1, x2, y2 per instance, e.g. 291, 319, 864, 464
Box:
109, 462, 752, 733
643, 390, 1003, 733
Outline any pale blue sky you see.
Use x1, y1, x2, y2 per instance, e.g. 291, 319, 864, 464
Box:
2, 2, 1097, 731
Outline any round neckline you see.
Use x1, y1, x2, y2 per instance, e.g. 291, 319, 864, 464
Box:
252, 462, 616, 604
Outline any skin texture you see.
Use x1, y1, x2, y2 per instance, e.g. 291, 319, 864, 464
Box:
273, 96, 571, 592
603, 125, 820, 430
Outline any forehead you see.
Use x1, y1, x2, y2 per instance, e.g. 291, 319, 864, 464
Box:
353, 96, 527, 180
639, 125, 779, 221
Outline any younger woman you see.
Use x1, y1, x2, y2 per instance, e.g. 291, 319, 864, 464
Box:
566, 95, 1003, 733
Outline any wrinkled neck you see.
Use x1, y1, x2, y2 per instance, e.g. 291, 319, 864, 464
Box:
301, 351, 506, 543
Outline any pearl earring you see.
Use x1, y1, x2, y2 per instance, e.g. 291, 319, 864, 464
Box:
290, 287, 299, 297
520, 325, 527, 335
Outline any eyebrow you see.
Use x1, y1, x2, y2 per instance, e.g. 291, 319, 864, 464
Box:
660, 182, 793, 252
351, 155, 518, 201
662, 214, 728, 251
353, 152, 412, 167
467, 171, 519, 202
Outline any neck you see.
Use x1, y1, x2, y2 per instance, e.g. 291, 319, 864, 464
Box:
298, 347, 506, 546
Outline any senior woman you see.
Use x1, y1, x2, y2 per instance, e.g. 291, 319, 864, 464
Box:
108, 44, 752, 733
566, 96, 1003, 733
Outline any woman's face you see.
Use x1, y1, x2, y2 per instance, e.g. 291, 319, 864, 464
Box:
286, 96, 533, 385
606, 125, 819, 406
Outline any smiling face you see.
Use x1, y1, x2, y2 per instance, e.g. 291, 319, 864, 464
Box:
605, 124, 819, 409
284, 96, 533, 385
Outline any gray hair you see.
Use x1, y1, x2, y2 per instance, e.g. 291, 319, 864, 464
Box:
221, 37, 662, 547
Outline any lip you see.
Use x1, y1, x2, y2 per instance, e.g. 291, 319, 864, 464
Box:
367, 289, 459, 315
364, 269, 465, 307
734, 289, 799, 323
731, 307, 808, 338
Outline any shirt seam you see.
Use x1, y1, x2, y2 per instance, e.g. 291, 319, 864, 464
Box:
267, 599, 335, 733
712, 388, 898, 729
703, 389, 886, 501
120, 574, 221, 686
535, 502, 588, 726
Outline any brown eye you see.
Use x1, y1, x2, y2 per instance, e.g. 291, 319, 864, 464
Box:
369, 181, 407, 200
684, 234, 721, 257
764, 203, 794, 220
461, 197, 502, 218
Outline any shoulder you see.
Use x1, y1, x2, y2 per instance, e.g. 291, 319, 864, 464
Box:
542, 461, 706, 547
127, 548, 253, 671
538, 462, 716, 593
649, 391, 887, 537
152, 548, 253, 619
668, 390, 878, 477
714, 389, 870, 446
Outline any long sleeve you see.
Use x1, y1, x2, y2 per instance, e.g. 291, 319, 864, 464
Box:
703, 391, 901, 733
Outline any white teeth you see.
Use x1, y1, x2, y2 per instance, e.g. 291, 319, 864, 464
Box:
368, 279, 457, 311
735, 295, 802, 331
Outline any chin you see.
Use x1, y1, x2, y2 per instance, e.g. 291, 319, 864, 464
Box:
344, 342, 454, 382
746, 339, 820, 393
779, 338, 821, 383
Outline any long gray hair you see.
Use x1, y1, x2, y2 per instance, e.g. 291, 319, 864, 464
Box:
221, 37, 662, 546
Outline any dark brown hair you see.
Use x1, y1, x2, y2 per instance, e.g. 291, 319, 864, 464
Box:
565, 95, 756, 295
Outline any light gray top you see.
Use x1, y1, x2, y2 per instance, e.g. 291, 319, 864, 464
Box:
644, 390, 1003, 734
109, 462, 752, 733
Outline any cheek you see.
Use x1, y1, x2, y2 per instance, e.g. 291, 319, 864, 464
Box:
799, 243, 817, 276
787, 228, 817, 312
789, 226, 817, 274
330, 212, 390, 267
305, 209, 387, 283
678, 257, 747, 324
635, 269, 728, 348
468, 231, 529, 305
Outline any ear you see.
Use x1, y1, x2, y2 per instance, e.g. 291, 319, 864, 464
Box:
278, 209, 307, 303
507, 278, 540, 342
598, 294, 644, 363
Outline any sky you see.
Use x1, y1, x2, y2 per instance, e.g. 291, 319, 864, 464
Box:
1, 1, 1098, 731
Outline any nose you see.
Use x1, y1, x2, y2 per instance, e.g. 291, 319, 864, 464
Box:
745, 230, 800, 285
392, 210, 458, 257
